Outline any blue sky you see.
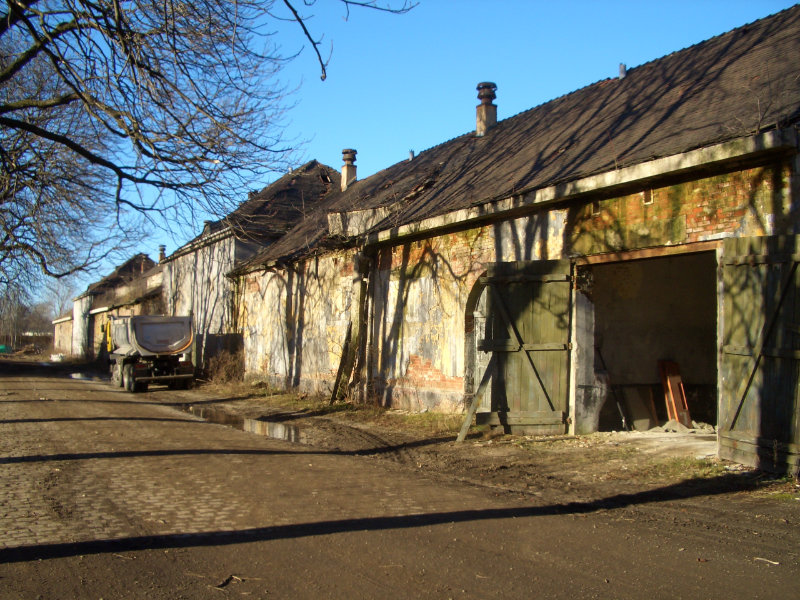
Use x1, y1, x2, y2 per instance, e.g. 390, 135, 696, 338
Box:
80, 0, 798, 290
270, 0, 797, 180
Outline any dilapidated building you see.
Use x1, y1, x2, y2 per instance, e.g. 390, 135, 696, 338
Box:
162, 161, 339, 370
55, 254, 163, 359
233, 6, 800, 471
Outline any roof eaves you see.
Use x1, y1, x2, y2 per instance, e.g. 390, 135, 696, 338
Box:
365, 127, 798, 246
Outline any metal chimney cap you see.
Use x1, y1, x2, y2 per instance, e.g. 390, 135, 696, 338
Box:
477, 82, 497, 104
341, 149, 357, 164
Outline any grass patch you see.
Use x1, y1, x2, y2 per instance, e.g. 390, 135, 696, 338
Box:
766, 492, 799, 502
380, 411, 465, 436
637, 456, 729, 481
203, 382, 465, 435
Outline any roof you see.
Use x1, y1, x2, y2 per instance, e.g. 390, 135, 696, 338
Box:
238, 5, 800, 272
82, 254, 155, 296
169, 160, 339, 258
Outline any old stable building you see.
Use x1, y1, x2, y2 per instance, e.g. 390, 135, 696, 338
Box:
232, 6, 800, 472
52, 6, 800, 473
161, 161, 339, 370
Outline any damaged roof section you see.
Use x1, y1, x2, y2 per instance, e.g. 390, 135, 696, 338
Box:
169, 160, 339, 260
80, 253, 161, 310
83, 254, 155, 298
238, 5, 800, 272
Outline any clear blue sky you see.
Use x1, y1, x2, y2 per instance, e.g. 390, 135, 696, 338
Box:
81, 0, 799, 290
270, 0, 797, 180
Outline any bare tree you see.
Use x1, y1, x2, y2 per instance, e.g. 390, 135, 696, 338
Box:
1, 32, 129, 289
0, 282, 28, 346
42, 273, 78, 318
0, 0, 414, 292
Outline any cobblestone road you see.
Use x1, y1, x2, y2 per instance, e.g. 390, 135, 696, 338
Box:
1, 363, 799, 599
0, 368, 512, 550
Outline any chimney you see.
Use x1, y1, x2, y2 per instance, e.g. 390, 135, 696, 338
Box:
619, 63, 627, 79
476, 82, 497, 136
341, 148, 357, 191
158, 245, 166, 262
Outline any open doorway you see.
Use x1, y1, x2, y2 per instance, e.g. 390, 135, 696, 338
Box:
573, 251, 718, 433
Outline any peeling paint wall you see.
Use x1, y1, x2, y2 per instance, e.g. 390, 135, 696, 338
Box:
567, 164, 796, 255
368, 161, 795, 413
164, 237, 239, 368
237, 160, 796, 415
237, 250, 356, 395
52, 320, 73, 355
71, 295, 92, 359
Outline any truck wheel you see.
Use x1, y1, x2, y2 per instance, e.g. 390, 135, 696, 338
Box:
111, 362, 124, 387
123, 364, 135, 393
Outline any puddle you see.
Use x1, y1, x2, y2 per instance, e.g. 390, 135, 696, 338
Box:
186, 405, 306, 444
243, 418, 306, 443
186, 405, 244, 428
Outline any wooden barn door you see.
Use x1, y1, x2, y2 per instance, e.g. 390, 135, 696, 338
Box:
475, 260, 572, 434
720, 236, 800, 472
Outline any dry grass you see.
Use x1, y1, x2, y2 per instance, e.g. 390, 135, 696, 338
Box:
193, 377, 465, 435
205, 350, 244, 383
635, 456, 730, 481
344, 407, 465, 436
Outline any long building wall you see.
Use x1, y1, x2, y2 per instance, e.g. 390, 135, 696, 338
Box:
372, 162, 794, 411
238, 161, 796, 412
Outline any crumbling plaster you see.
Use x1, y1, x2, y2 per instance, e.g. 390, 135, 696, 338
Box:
238, 250, 355, 395
237, 158, 796, 415
382, 162, 794, 413
164, 236, 245, 367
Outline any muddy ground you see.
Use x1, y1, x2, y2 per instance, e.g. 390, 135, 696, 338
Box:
12, 354, 800, 510
166, 379, 799, 512
3, 357, 800, 599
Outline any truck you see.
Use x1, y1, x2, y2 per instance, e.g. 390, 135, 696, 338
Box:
106, 315, 195, 393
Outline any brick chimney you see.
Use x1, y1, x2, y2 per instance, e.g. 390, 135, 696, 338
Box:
158, 245, 166, 262
476, 82, 497, 136
341, 149, 357, 191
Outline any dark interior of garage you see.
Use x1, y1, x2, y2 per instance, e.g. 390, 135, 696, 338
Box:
575, 252, 718, 432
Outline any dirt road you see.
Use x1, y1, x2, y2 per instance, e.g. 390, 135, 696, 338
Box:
1, 360, 798, 599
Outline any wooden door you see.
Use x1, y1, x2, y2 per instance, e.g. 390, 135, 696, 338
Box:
720, 236, 800, 472
476, 260, 572, 434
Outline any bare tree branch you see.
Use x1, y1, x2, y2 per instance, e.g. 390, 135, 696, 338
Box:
0, 0, 413, 295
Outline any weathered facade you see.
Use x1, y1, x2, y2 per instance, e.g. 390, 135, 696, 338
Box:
51, 315, 73, 355
235, 7, 800, 471
163, 229, 254, 368
57, 254, 163, 359
163, 161, 338, 370
238, 249, 357, 393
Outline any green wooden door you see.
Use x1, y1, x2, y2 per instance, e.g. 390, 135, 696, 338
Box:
476, 260, 572, 434
720, 236, 800, 472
